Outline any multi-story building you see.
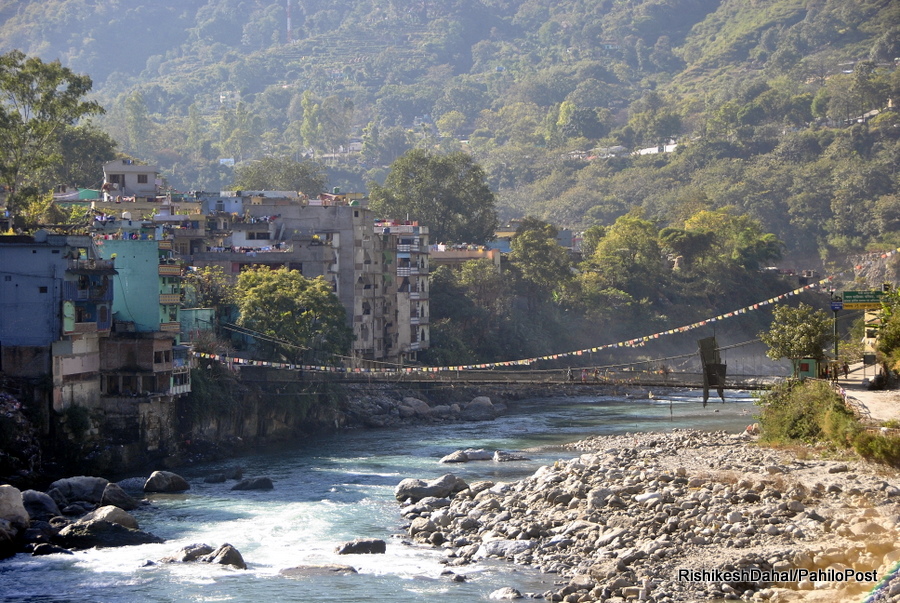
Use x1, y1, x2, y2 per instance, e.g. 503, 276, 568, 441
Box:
189, 191, 429, 365
92, 221, 191, 442
377, 220, 430, 361
101, 159, 161, 202
0, 231, 115, 411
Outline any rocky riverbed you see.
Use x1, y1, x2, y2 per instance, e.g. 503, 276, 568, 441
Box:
395, 429, 900, 603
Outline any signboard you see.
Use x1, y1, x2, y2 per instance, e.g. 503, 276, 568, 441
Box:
842, 290, 884, 309
831, 301, 843, 311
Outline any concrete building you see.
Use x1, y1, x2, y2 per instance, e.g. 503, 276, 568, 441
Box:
0, 231, 115, 411
189, 191, 429, 364
377, 220, 430, 360
101, 159, 161, 202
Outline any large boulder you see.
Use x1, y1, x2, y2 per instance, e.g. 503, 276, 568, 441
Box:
79, 505, 139, 530
144, 471, 190, 493
231, 477, 274, 491
100, 483, 139, 511
440, 449, 494, 463
335, 538, 387, 555
398, 397, 432, 419
21, 490, 60, 522
48, 476, 109, 504
394, 474, 468, 503
0, 485, 29, 529
55, 519, 163, 549
460, 397, 497, 421
200, 543, 246, 569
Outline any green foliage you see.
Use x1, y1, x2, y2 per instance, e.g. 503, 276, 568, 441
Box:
0, 50, 103, 222
235, 266, 352, 364
369, 150, 498, 244
757, 380, 858, 445
183, 265, 236, 312
853, 431, 900, 467
232, 156, 327, 195
759, 303, 834, 375
62, 404, 92, 439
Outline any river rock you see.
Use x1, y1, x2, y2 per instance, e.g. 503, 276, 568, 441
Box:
280, 564, 358, 578
489, 587, 523, 600
475, 539, 535, 559
494, 451, 529, 462
205, 467, 244, 483
335, 538, 387, 554
21, 490, 61, 521
394, 474, 468, 502
100, 483, 139, 511
48, 476, 109, 504
231, 477, 274, 491
0, 485, 29, 529
398, 397, 431, 419
200, 543, 246, 569
161, 543, 216, 563
144, 471, 190, 493
55, 519, 163, 549
31, 543, 73, 556
79, 505, 139, 530
440, 449, 493, 463
460, 397, 497, 421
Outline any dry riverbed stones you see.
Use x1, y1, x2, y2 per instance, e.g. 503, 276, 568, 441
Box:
395, 429, 900, 602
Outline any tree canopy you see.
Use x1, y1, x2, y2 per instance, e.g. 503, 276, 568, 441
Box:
759, 303, 834, 376
232, 156, 327, 195
369, 150, 498, 244
235, 267, 351, 364
0, 50, 103, 221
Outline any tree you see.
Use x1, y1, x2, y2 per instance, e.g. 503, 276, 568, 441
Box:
0, 50, 104, 221
509, 217, 572, 307
183, 266, 236, 317
53, 122, 118, 188
369, 149, 498, 243
236, 267, 352, 364
232, 156, 327, 194
759, 303, 834, 377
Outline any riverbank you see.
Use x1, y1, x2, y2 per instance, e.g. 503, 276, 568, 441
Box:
397, 429, 900, 603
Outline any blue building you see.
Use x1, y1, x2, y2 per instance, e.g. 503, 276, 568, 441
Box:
0, 231, 115, 411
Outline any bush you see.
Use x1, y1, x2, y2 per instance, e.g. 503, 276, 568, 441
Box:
852, 431, 900, 466
757, 380, 852, 445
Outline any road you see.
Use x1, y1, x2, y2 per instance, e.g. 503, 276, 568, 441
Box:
835, 362, 900, 423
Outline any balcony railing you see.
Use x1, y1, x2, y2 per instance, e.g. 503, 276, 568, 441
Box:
159, 322, 181, 332
158, 264, 181, 276
67, 259, 115, 272
159, 293, 181, 305
63, 282, 113, 302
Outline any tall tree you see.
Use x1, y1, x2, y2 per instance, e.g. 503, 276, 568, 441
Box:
0, 50, 103, 220
759, 303, 834, 377
232, 156, 327, 194
236, 267, 351, 364
369, 149, 498, 243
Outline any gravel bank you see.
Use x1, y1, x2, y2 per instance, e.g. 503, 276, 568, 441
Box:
396, 429, 900, 602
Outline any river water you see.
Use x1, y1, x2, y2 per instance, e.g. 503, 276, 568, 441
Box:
0, 389, 757, 602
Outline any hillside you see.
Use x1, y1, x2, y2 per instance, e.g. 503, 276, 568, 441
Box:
0, 0, 897, 266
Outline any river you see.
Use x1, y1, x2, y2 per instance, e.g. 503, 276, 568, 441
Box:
0, 389, 758, 602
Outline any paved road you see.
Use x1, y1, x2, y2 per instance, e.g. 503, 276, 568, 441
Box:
835, 362, 900, 423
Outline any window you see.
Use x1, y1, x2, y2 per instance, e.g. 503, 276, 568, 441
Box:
3, 276, 10, 282
39, 286, 48, 293
137, 174, 148, 184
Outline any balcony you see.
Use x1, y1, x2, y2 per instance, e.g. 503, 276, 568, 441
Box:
67, 259, 116, 274
158, 240, 173, 251
63, 282, 113, 302
169, 383, 191, 395
158, 264, 181, 276
159, 293, 181, 305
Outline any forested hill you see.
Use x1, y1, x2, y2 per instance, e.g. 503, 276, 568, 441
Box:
0, 0, 898, 263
